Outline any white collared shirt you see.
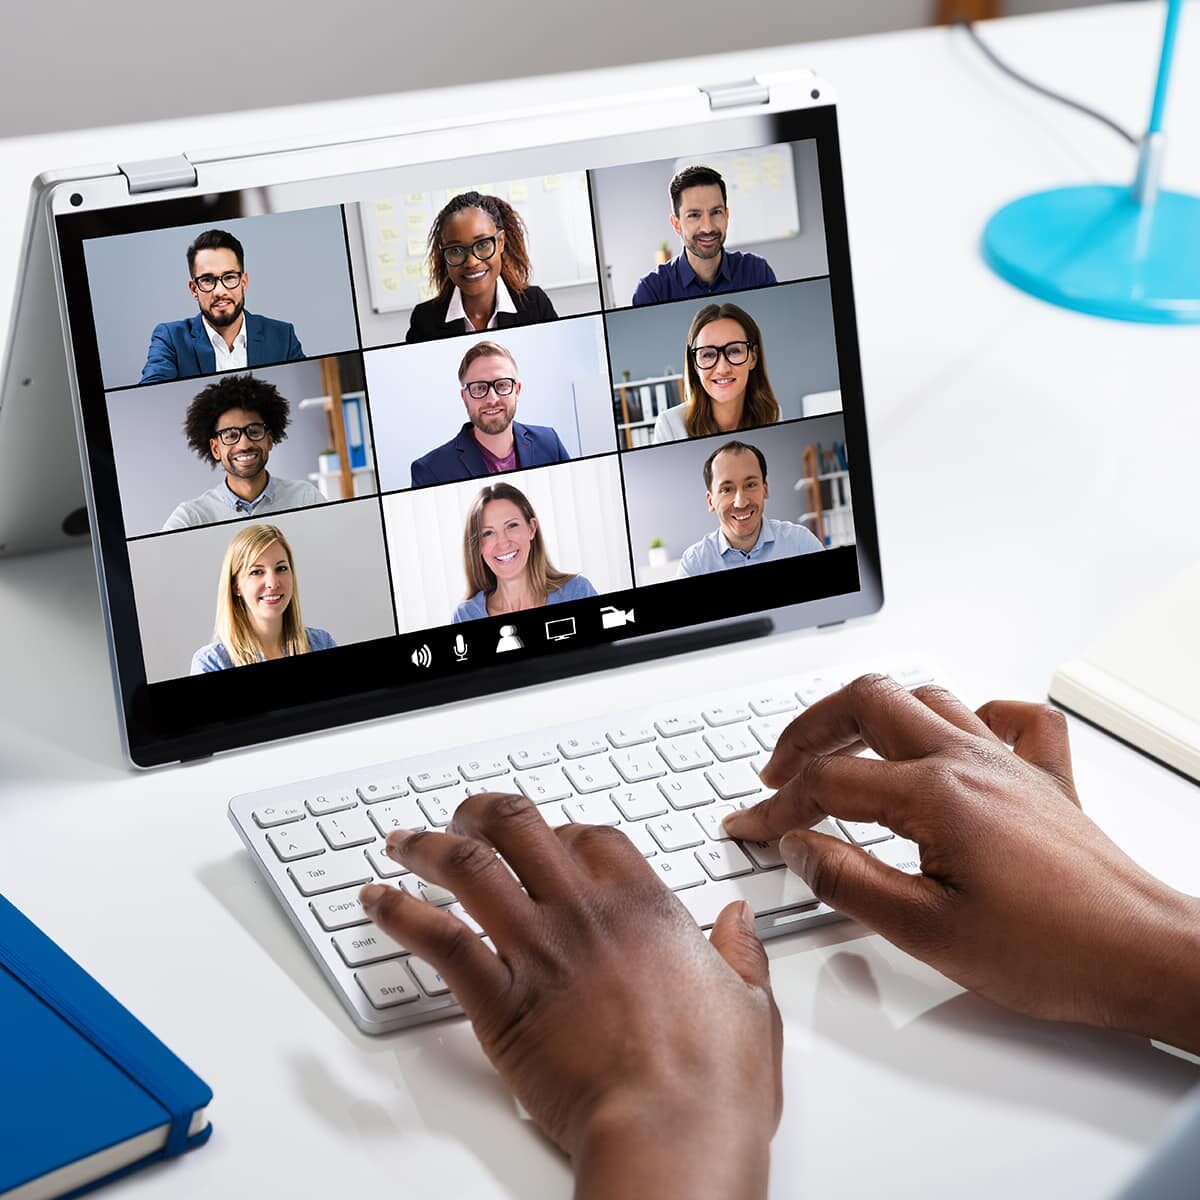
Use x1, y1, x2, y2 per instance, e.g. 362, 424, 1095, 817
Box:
203, 316, 248, 371
444, 278, 517, 332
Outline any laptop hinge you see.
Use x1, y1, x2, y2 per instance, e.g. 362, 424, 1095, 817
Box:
700, 79, 770, 110
118, 154, 198, 195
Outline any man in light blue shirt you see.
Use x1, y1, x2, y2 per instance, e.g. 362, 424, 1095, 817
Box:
677, 440, 823, 578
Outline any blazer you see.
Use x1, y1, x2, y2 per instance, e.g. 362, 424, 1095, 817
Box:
405, 285, 558, 342
139, 311, 304, 384
410, 421, 571, 487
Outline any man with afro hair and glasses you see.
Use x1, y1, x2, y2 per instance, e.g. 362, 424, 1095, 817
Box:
162, 374, 326, 530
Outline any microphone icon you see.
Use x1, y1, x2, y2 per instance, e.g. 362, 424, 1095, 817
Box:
453, 634, 468, 662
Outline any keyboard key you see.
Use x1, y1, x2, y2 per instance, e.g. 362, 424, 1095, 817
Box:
253, 801, 306, 828
538, 801, 571, 828
558, 734, 607, 759
620, 822, 658, 857
408, 956, 451, 997
408, 767, 459, 793
309, 887, 371, 931
318, 811, 376, 850
307, 792, 357, 816
563, 796, 620, 826
414, 877, 456, 906
266, 823, 325, 862
705, 762, 763, 801
694, 804, 738, 841
743, 840, 785, 870
607, 723, 655, 748
658, 737, 714, 772
509, 747, 559, 770
649, 851, 707, 891
515, 766, 573, 804
750, 717, 789, 751
695, 842, 754, 881
679, 869, 817, 928
563, 758, 621, 794
365, 844, 408, 878
289, 853, 373, 896
837, 820, 893, 846
895, 665, 934, 688
417, 792, 462, 827
702, 704, 751, 727
748, 694, 798, 717
333, 923, 406, 966
367, 797, 427, 837
448, 903, 485, 935
870, 837, 921, 874
655, 713, 703, 738
702, 728, 758, 762
658, 775, 715, 810
611, 748, 667, 784
356, 779, 408, 804
646, 817, 703, 853
610, 785, 668, 822
797, 673, 839, 706
458, 756, 509, 781
356, 961, 420, 1009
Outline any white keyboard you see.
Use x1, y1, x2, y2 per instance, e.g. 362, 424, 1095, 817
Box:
228, 660, 933, 1034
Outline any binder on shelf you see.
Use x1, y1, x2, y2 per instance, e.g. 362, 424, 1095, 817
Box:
0, 894, 212, 1200
342, 394, 367, 470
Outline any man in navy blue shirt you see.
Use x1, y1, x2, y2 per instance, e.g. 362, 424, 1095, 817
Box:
631, 165, 777, 306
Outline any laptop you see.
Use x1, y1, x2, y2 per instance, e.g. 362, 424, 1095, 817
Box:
0, 67, 900, 1030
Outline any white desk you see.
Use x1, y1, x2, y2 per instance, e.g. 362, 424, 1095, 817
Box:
3, 5, 1200, 1197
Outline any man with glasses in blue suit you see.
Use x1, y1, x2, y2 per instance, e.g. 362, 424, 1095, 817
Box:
139, 229, 305, 385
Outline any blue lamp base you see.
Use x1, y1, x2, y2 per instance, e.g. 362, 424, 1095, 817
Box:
982, 184, 1200, 324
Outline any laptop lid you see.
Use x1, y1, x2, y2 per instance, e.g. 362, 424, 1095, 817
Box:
6, 70, 883, 766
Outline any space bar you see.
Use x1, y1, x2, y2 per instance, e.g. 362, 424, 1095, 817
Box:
680, 870, 818, 929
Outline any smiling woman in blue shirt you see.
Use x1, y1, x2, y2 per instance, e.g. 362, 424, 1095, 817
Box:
190, 522, 336, 672
453, 482, 596, 622
632, 166, 777, 306
677, 440, 823, 578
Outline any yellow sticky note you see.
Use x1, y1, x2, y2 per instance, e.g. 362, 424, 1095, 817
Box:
407, 236, 425, 257
377, 251, 396, 267
404, 261, 422, 282
509, 180, 529, 203
543, 174, 563, 191
380, 226, 399, 242
407, 211, 425, 229
373, 199, 393, 216
405, 192, 424, 205
382, 275, 399, 291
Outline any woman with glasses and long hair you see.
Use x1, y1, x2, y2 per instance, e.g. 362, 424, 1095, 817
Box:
652, 302, 781, 443
406, 191, 559, 342
190, 523, 336, 672
452, 482, 595, 622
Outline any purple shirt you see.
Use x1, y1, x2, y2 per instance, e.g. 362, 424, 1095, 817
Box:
477, 439, 518, 474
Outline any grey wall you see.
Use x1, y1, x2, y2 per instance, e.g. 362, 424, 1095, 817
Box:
127, 498, 396, 682
108, 359, 336, 537
604, 278, 839, 417
621, 413, 847, 570
84, 206, 359, 389
590, 139, 827, 308
366, 316, 615, 492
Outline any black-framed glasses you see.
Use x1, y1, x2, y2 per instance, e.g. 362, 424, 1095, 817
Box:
192, 270, 245, 292
214, 422, 268, 446
462, 377, 517, 400
441, 236, 498, 267
689, 340, 754, 370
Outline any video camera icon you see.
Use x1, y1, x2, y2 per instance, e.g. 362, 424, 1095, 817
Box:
600, 605, 635, 630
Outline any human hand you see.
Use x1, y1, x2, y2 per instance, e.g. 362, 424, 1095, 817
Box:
360, 792, 781, 1198
724, 675, 1200, 1053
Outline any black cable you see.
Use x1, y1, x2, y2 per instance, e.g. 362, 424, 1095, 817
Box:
957, 18, 1138, 147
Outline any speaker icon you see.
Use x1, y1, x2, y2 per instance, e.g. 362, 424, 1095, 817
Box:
411, 644, 433, 668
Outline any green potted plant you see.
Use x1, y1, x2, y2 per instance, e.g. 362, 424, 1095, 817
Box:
648, 537, 668, 568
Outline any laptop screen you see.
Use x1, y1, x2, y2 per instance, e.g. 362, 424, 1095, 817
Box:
51, 99, 881, 764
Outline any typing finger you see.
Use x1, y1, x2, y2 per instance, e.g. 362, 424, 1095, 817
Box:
555, 820, 656, 883
975, 701, 1077, 798
912, 684, 1000, 741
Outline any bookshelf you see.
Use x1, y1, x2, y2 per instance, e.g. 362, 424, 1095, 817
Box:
612, 373, 685, 448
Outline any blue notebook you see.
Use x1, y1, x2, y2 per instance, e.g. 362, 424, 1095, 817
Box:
0, 895, 212, 1199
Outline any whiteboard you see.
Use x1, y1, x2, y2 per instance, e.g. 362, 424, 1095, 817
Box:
673, 144, 799, 246
359, 172, 598, 314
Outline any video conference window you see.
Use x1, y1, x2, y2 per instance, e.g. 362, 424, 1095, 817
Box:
621, 416, 853, 586
83, 207, 359, 390
382, 457, 634, 634
347, 174, 602, 348
605, 279, 840, 449
366, 316, 616, 493
589, 141, 829, 310
127, 499, 397, 682
108, 354, 374, 538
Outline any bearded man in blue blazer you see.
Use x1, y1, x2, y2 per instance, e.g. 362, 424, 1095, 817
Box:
139, 229, 305, 385
410, 340, 571, 487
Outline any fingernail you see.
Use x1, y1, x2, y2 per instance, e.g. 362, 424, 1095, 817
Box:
359, 883, 387, 909
385, 830, 412, 858
737, 900, 756, 933
779, 832, 810, 879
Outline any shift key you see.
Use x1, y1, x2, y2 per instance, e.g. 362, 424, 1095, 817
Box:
289, 852, 373, 896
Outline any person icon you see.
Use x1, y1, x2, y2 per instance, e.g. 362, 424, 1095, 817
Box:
496, 624, 524, 653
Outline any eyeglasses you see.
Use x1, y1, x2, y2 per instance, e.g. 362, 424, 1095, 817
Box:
192, 270, 245, 292
441, 236, 498, 267
690, 340, 754, 370
461, 377, 517, 400
214, 422, 268, 446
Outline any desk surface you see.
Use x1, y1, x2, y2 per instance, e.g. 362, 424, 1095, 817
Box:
3, 5, 1200, 1197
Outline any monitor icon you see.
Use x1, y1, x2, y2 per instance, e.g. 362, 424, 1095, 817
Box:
600, 606, 635, 630
545, 617, 576, 642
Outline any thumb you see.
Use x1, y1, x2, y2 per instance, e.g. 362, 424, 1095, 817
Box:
709, 900, 772, 992
780, 829, 942, 951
